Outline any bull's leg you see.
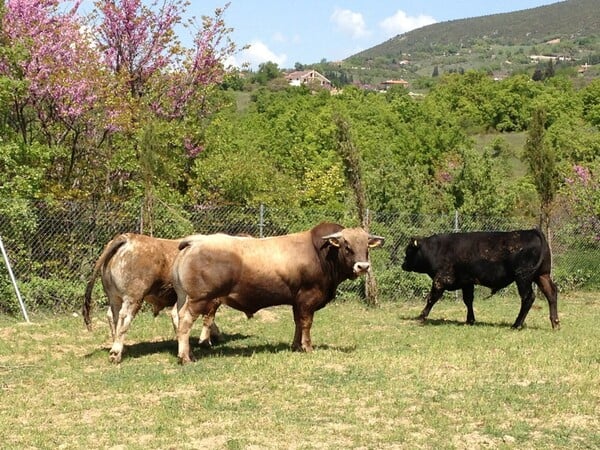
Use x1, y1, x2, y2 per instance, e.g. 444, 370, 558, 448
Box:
292, 305, 314, 352
418, 283, 445, 322
176, 297, 202, 364
536, 274, 560, 329
462, 284, 475, 325
106, 298, 121, 341
110, 296, 142, 364
170, 304, 179, 334
198, 301, 222, 347
199, 314, 215, 347
198, 314, 214, 347
209, 321, 221, 340
513, 280, 535, 329
172, 304, 221, 343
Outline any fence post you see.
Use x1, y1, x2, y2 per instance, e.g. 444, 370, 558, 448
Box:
139, 203, 144, 234
453, 210, 459, 301
364, 208, 379, 306
0, 235, 30, 323
259, 203, 265, 238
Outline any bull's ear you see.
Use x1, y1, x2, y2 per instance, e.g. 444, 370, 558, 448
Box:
321, 232, 342, 248
327, 238, 341, 247
368, 235, 384, 248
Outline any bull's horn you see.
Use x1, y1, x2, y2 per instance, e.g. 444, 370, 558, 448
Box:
368, 235, 385, 247
322, 232, 342, 247
321, 232, 343, 240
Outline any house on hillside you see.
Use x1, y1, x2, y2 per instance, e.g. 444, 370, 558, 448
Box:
285, 70, 332, 89
380, 79, 409, 90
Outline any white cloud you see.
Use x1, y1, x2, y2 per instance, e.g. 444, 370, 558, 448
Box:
379, 10, 437, 37
272, 32, 286, 43
331, 8, 370, 39
235, 40, 287, 69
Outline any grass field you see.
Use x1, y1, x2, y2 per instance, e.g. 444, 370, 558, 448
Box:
1, 293, 599, 449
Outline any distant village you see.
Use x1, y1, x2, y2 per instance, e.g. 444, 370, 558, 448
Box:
284, 68, 409, 93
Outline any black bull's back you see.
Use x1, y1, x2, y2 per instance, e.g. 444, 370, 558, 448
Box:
402, 229, 560, 329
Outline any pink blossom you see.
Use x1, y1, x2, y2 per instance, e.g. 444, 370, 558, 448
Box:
93, 0, 185, 98
3, 0, 102, 126
184, 137, 204, 157
573, 164, 591, 184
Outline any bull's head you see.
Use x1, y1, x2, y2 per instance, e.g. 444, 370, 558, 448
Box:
322, 229, 384, 277
401, 237, 421, 272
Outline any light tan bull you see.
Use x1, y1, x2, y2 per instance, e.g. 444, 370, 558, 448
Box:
83, 233, 219, 363
172, 222, 384, 364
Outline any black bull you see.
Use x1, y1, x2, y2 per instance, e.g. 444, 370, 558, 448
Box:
402, 229, 560, 329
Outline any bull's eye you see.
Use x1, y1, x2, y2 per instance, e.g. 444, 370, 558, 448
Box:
345, 244, 354, 256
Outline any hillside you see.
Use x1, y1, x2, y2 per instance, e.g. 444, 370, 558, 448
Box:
353, 0, 599, 59
330, 0, 600, 86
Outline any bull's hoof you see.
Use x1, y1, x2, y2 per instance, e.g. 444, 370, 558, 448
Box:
291, 343, 313, 353
109, 351, 122, 364
177, 350, 196, 365
198, 338, 213, 348
178, 353, 196, 365
551, 320, 561, 330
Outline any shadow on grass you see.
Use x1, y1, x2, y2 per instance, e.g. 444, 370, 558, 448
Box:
86, 332, 355, 361
396, 314, 526, 329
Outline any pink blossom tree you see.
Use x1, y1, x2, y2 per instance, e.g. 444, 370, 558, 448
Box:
92, 0, 236, 125
1, 0, 113, 187
2, 0, 238, 201
92, 0, 184, 100
2, 1, 99, 135
90, 0, 237, 225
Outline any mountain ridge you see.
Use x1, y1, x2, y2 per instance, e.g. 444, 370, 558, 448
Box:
348, 0, 599, 63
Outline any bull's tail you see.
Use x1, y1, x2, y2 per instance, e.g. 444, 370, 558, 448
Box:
83, 234, 128, 331
533, 227, 551, 272
515, 228, 550, 280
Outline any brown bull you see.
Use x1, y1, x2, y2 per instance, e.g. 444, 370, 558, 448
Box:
83, 233, 219, 363
172, 222, 384, 364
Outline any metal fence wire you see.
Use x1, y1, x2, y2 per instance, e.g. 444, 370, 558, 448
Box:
0, 201, 598, 315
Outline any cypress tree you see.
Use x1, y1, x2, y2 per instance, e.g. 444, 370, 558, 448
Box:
523, 108, 557, 235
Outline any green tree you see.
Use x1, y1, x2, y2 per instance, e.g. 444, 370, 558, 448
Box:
253, 61, 281, 85
523, 108, 558, 233
333, 114, 379, 305
447, 147, 516, 217
491, 74, 541, 131
581, 78, 600, 127
333, 114, 367, 225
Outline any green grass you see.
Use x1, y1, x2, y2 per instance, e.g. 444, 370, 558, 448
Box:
1, 293, 599, 449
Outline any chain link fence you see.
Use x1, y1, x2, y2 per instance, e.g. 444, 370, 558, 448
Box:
0, 200, 598, 316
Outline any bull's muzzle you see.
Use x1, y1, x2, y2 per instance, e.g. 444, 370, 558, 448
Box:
353, 261, 371, 275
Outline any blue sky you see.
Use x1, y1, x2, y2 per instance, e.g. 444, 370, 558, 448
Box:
73, 1, 562, 69
186, 0, 562, 69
